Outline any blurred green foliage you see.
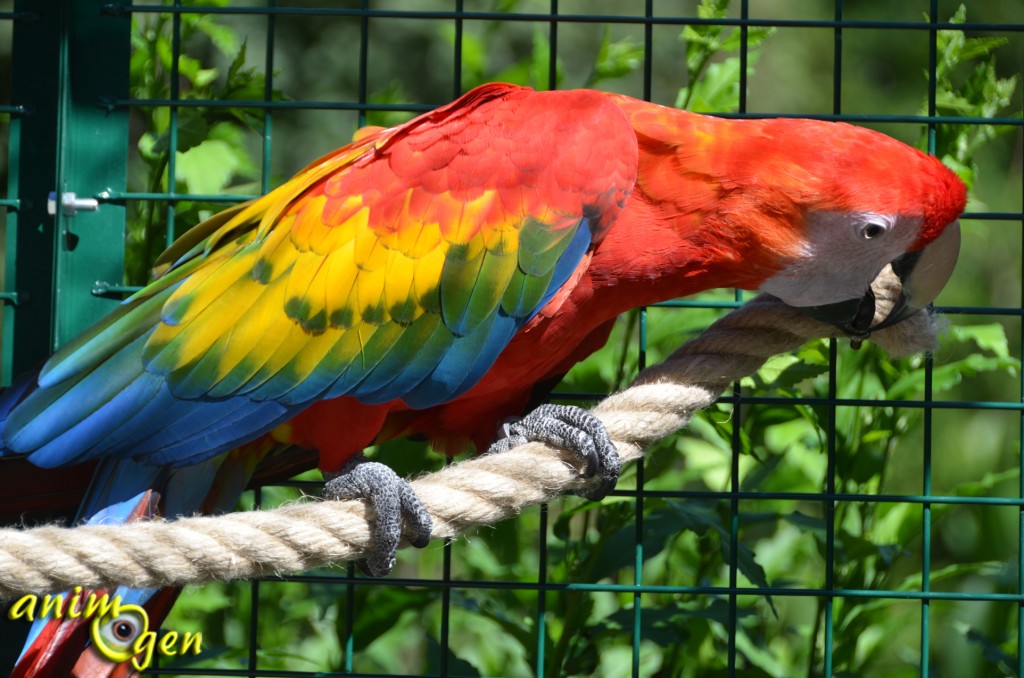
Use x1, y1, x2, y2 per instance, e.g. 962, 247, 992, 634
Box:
930, 5, 1020, 187
675, 0, 774, 111
0, 0, 1019, 675
125, 0, 284, 284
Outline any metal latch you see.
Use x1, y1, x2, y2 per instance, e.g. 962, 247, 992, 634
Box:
47, 191, 99, 216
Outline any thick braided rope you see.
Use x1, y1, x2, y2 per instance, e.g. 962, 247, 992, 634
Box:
0, 295, 937, 599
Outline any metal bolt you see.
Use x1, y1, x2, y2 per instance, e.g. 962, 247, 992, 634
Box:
47, 191, 100, 217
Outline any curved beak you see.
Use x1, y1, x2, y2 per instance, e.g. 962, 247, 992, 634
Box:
805, 220, 961, 337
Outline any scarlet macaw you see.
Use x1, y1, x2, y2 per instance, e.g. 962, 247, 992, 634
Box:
2, 82, 965, 674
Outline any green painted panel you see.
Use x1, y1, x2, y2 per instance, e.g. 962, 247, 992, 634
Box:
3, 1, 60, 383
3, 1, 129, 383
52, 1, 129, 349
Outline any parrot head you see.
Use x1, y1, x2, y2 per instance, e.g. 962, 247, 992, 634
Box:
728, 117, 968, 336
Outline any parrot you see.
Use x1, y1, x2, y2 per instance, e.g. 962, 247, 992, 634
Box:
1, 82, 965, 674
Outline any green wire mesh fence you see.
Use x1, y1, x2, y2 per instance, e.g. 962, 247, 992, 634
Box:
1, 1, 1023, 676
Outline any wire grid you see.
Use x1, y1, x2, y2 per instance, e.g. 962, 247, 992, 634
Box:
2, 1, 1023, 676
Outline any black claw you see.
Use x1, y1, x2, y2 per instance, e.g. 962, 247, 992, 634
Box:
322, 455, 433, 576
489, 404, 621, 500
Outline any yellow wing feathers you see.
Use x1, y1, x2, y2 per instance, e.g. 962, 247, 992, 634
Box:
134, 84, 638, 406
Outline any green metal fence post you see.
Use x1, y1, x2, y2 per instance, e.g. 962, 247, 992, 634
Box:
3, 0, 129, 382
51, 0, 129, 348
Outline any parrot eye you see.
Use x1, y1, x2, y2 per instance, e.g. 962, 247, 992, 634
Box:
859, 221, 889, 240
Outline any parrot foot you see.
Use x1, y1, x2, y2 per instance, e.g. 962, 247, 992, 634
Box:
489, 404, 621, 501
322, 455, 433, 577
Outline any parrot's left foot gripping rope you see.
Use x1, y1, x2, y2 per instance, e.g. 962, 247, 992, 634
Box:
0, 295, 939, 599
323, 455, 433, 577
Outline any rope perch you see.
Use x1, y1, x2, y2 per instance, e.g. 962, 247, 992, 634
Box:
0, 295, 939, 599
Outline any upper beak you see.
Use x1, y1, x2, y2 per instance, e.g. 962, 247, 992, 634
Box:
805, 220, 961, 337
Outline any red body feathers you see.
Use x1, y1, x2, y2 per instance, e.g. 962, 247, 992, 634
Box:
282, 85, 966, 470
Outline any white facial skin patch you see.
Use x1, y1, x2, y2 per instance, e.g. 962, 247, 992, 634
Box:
759, 210, 923, 307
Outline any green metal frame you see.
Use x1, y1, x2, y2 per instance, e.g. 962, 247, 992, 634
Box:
1, 2, 1022, 676
3, 0, 128, 382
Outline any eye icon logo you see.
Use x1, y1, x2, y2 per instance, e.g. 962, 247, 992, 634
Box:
90, 604, 150, 666
89, 602, 203, 671
9, 589, 202, 671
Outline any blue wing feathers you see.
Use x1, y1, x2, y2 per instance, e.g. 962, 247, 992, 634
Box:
401, 311, 515, 409
7, 333, 154, 460
5, 330, 291, 469
77, 385, 288, 467
25, 376, 161, 468
140, 398, 290, 466
349, 316, 452, 404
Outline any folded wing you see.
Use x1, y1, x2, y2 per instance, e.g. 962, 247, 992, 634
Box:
2, 83, 638, 469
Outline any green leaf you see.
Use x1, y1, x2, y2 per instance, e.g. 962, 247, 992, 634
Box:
696, 0, 730, 21
666, 500, 776, 614
194, 15, 239, 56
836, 529, 902, 567
590, 506, 688, 580
860, 429, 892, 444
940, 153, 975, 187
895, 560, 1004, 592
743, 352, 829, 392
589, 28, 643, 86
949, 322, 1013, 359
175, 138, 243, 194
677, 51, 766, 113
226, 38, 248, 83
343, 588, 434, 651
722, 537, 775, 602
151, 108, 211, 154
887, 353, 1019, 400
719, 25, 773, 53
598, 604, 713, 648
785, 511, 827, 538
951, 468, 1020, 497
451, 590, 535, 652
425, 634, 483, 677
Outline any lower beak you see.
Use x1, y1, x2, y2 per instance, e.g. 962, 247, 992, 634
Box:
805, 220, 961, 337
